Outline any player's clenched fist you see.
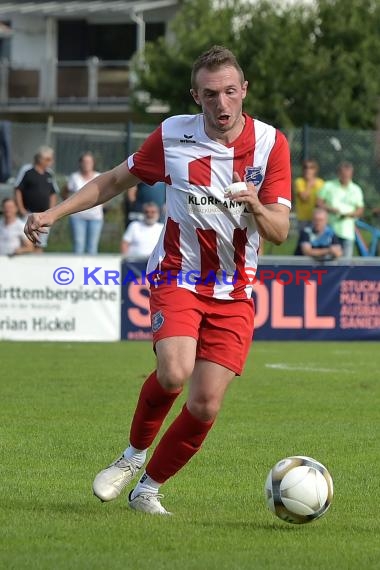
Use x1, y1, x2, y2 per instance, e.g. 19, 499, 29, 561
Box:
24, 212, 54, 244
225, 171, 263, 215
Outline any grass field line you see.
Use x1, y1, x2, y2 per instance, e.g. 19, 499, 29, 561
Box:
265, 363, 353, 373
1, 340, 379, 570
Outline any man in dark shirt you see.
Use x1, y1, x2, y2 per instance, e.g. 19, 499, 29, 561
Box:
295, 208, 342, 261
15, 146, 59, 250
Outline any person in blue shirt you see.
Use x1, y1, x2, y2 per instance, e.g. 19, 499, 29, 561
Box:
295, 207, 342, 261
123, 181, 166, 227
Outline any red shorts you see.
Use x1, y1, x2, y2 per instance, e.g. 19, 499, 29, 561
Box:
150, 284, 254, 375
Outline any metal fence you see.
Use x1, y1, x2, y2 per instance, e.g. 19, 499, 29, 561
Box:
6, 120, 152, 178
288, 125, 380, 210
2, 120, 380, 210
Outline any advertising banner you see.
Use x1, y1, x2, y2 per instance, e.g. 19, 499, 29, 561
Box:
120, 261, 380, 341
0, 255, 121, 341
252, 264, 380, 340
1, 256, 378, 341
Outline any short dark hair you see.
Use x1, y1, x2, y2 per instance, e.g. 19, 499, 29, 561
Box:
2, 197, 16, 207
79, 151, 95, 163
302, 159, 319, 171
191, 45, 244, 89
338, 161, 353, 170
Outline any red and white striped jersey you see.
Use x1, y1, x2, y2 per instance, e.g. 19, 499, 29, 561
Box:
127, 113, 291, 300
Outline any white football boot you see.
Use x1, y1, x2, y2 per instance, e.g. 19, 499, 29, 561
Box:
128, 490, 172, 515
93, 456, 142, 502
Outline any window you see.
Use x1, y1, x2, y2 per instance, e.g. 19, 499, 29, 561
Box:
58, 21, 166, 62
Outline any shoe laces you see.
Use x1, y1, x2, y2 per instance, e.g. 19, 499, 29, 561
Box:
131, 492, 170, 514
135, 492, 164, 503
147, 493, 164, 502
113, 456, 140, 473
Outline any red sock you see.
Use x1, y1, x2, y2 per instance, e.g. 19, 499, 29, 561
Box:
146, 404, 214, 484
129, 371, 182, 450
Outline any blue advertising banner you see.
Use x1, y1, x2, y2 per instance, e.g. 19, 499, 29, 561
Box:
120, 261, 380, 341
251, 265, 380, 340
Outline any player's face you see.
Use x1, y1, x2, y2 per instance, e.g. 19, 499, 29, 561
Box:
191, 66, 248, 142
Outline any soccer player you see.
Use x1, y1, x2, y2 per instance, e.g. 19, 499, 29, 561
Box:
24, 46, 291, 515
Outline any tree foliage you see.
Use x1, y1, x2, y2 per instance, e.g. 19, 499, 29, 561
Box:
132, 0, 380, 129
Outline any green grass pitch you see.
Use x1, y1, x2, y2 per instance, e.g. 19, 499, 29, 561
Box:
0, 340, 379, 570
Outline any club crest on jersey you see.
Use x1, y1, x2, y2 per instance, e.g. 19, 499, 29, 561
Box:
151, 311, 165, 333
245, 166, 264, 186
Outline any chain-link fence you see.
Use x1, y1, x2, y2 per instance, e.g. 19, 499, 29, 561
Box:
1, 120, 379, 252
287, 126, 380, 211
5, 121, 379, 202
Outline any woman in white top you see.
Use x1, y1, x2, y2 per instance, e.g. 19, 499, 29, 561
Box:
62, 151, 103, 254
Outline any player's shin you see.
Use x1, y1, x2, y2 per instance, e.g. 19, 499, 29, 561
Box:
128, 370, 182, 453
143, 403, 214, 484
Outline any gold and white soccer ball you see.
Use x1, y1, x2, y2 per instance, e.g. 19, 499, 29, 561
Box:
265, 456, 334, 524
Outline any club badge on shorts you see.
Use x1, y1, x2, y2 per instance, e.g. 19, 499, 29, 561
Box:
245, 166, 263, 186
152, 311, 165, 333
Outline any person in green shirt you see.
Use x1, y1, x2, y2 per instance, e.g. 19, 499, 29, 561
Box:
317, 161, 364, 258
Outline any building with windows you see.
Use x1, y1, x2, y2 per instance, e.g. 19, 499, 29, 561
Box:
0, 0, 179, 121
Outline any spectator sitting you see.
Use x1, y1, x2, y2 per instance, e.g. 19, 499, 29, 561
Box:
294, 159, 324, 231
123, 181, 166, 227
295, 208, 342, 261
121, 202, 164, 259
0, 198, 34, 256
14, 145, 59, 251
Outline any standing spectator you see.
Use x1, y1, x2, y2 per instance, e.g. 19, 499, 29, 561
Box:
317, 161, 364, 257
62, 152, 103, 254
295, 207, 342, 261
294, 159, 324, 231
0, 198, 33, 255
14, 145, 59, 251
123, 181, 166, 227
121, 202, 163, 258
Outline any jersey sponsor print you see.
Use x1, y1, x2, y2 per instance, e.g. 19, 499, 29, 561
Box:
127, 113, 291, 300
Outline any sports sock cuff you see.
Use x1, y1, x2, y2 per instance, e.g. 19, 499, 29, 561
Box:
155, 373, 183, 397
182, 403, 215, 429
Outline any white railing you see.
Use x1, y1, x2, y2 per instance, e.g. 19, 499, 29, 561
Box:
0, 57, 131, 106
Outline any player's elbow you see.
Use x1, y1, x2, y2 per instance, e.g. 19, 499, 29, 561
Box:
272, 233, 288, 246
272, 222, 289, 245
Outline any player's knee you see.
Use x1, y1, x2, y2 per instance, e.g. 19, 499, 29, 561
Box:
187, 398, 221, 422
157, 363, 190, 391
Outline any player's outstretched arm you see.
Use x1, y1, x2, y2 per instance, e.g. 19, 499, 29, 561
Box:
24, 163, 140, 244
